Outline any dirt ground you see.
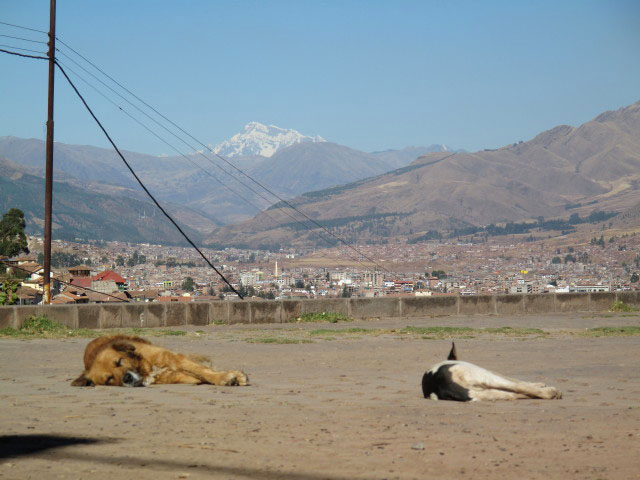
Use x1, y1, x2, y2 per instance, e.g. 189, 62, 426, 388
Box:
1, 313, 639, 480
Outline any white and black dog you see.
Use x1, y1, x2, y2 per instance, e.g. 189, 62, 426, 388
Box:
422, 343, 562, 401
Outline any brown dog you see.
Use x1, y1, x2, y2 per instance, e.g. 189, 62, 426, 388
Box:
71, 335, 248, 387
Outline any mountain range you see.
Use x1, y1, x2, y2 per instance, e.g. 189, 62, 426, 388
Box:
0, 123, 450, 243
4, 101, 638, 250
207, 101, 640, 248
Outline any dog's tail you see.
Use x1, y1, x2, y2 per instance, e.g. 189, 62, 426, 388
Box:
447, 342, 458, 361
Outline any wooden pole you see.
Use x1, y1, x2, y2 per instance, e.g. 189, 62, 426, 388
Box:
43, 0, 56, 304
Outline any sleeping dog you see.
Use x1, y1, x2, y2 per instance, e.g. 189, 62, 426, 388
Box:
71, 335, 248, 387
422, 343, 561, 401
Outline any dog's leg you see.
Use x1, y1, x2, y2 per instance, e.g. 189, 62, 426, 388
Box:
141, 346, 248, 386
478, 375, 561, 399
174, 356, 248, 386
452, 363, 561, 399
468, 389, 531, 401
153, 370, 203, 385
480, 376, 561, 399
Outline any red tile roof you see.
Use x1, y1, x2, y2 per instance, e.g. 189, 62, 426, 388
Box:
93, 270, 126, 284
70, 277, 92, 289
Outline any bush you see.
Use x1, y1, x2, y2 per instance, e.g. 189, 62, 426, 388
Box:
610, 301, 637, 312
295, 312, 352, 323
20, 316, 67, 335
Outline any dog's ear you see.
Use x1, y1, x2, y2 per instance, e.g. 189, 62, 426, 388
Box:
447, 342, 458, 361
112, 342, 142, 361
71, 374, 94, 387
112, 341, 136, 353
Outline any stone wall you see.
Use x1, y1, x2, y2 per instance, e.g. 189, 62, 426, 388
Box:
1, 292, 638, 330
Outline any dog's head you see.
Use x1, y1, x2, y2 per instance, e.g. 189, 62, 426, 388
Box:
421, 342, 462, 399
72, 337, 147, 387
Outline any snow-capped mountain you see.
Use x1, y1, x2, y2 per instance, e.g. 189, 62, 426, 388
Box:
212, 122, 325, 158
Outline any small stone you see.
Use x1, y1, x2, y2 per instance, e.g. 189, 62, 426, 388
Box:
411, 443, 425, 450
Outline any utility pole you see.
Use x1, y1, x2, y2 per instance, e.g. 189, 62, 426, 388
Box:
43, 0, 56, 304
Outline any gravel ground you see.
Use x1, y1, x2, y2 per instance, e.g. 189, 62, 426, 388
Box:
1, 313, 639, 480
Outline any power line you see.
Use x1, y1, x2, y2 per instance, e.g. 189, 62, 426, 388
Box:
56, 43, 337, 239
1, 44, 335, 288
57, 57, 364, 256
57, 40, 344, 236
0, 47, 48, 60
54, 61, 244, 299
55, 48, 280, 212
55, 52, 379, 257
55, 54, 352, 252
0, 20, 48, 35
54, 45, 355, 248
3, 39, 397, 276
54, 39, 396, 275
0, 33, 47, 44
55, 58, 310, 234
0, 44, 47, 55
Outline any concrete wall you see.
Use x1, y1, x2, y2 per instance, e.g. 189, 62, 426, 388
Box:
0, 292, 637, 330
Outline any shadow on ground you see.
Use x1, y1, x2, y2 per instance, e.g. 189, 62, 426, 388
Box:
0, 434, 107, 459
0, 434, 368, 480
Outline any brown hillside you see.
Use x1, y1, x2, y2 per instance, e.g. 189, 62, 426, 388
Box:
206, 101, 640, 248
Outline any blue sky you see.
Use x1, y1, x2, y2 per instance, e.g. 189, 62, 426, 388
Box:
1, 0, 639, 155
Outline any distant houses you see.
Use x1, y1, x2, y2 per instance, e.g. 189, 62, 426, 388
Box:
0, 260, 132, 305
60, 267, 130, 303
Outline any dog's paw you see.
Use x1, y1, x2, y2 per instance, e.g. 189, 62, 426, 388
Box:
542, 387, 562, 399
219, 370, 249, 386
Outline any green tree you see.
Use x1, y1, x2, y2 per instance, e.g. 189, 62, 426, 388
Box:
181, 276, 195, 292
592, 235, 605, 247
49, 252, 82, 268
551, 256, 562, 264
0, 208, 29, 258
568, 213, 581, 224
0, 277, 19, 305
257, 290, 276, 300
631, 272, 639, 283
116, 255, 125, 267
126, 250, 146, 267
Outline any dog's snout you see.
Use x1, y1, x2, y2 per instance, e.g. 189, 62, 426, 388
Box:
122, 371, 143, 387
